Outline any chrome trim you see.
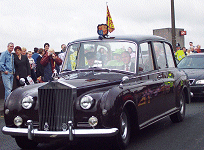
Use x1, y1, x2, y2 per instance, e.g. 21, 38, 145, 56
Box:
190, 92, 194, 98
139, 107, 179, 129
2, 126, 118, 138
58, 80, 77, 89
68, 121, 73, 141
27, 120, 33, 140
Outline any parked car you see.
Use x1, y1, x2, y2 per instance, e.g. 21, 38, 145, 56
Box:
2, 35, 191, 149
177, 53, 204, 98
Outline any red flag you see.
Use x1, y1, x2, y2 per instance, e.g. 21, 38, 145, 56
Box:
106, 5, 115, 33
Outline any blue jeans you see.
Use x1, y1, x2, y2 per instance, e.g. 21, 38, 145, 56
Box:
2, 73, 13, 101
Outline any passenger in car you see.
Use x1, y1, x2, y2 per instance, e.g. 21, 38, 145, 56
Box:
121, 51, 135, 72
106, 48, 124, 69
85, 52, 96, 68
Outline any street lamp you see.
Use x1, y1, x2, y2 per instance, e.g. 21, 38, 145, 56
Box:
171, 0, 176, 52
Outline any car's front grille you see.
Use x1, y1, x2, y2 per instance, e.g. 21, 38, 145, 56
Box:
38, 82, 76, 131
189, 79, 195, 85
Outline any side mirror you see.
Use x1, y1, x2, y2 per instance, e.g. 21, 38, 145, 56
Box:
119, 76, 129, 89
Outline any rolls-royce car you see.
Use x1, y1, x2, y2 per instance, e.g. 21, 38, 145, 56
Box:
2, 35, 191, 149
177, 53, 204, 98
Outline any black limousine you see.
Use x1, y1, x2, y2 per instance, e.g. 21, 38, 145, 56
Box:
2, 35, 191, 149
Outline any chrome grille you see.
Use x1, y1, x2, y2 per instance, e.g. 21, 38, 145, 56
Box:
38, 82, 76, 131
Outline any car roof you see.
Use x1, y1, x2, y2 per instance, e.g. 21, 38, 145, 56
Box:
186, 53, 204, 57
69, 35, 169, 44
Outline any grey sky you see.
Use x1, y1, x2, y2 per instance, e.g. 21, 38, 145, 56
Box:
0, 0, 203, 52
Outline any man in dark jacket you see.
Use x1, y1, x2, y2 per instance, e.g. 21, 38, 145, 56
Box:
36, 48, 45, 82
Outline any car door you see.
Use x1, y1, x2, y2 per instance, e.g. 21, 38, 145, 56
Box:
136, 42, 165, 128
152, 42, 176, 113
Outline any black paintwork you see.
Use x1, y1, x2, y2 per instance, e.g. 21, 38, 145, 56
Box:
3, 35, 190, 145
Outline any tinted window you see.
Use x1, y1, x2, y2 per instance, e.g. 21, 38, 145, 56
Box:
153, 42, 167, 69
139, 42, 154, 72
164, 43, 175, 68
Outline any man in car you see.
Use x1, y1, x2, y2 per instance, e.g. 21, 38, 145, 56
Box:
121, 51, 135, 72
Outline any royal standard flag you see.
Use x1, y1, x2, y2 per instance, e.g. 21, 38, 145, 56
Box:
106, 5, 115, 33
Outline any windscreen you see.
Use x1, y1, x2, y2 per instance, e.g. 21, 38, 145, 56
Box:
177, 56, 204, 69
62, 41, 137, 73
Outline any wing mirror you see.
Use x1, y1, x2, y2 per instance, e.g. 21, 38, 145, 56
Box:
119, 76, 129, 89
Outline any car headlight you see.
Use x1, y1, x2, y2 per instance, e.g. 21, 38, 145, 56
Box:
80, 95, 94, 110
14, 116, 23, 127
22, 96, 34, 109
195, 80, 204, 84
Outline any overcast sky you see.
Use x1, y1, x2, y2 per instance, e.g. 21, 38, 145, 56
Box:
0, 0, 203, 52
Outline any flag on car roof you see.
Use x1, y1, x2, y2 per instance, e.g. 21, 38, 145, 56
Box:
106, 5, 115, 33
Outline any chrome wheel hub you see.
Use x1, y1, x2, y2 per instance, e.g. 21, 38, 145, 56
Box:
180, 96, 184, 115
120, 112, 128, 140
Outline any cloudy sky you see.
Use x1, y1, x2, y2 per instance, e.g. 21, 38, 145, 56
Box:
0, 0, 203, 52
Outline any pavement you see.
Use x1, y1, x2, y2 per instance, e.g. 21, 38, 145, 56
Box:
0, 98, 4, 116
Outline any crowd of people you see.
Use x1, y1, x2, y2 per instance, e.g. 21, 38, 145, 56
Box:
0, 42, 66, 101
174, 42, 202, 61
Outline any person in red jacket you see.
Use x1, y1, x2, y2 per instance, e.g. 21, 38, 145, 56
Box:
40, 48, 62, 82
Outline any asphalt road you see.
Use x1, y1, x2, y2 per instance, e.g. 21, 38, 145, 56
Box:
0, 101, 204, 150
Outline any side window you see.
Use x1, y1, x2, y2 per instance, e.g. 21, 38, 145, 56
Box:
139, 43, 154, 72
153, 42, 167, 69
164, 43, 175, 68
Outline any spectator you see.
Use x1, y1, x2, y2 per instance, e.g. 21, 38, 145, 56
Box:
21, 47, 27, 55
14, 46, 31, 87
182, 47, 187, 55
44, 43, 50, 52
195, 45, 201, 53
187, 49, 193, 56
189, 42, 195, 53
36, 48, 45, 82
32, 47, 39, 64
58, 44, 67, 71
27, 51, 37, 83
60, 44, 66, 53
40, 48, 62, 82
175, 43, 185, 61
0, 42, 15, 101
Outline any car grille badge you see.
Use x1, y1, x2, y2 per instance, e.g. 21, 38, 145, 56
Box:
44, 122, 49, 131
62, 123, 68, 131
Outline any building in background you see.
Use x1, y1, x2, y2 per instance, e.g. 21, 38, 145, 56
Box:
153, 28, 186, 50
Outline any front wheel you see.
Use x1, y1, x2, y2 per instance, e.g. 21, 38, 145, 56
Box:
15, 136, 38, 149
114, 108, 131, 149
170, 91, 186, 123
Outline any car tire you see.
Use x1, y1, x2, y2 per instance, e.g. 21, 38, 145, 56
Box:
15, 136, 38, 149
114, 108, 131, 149
170, 91, 186, 123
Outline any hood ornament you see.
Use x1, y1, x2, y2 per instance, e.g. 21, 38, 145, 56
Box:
52, 69, 58, 81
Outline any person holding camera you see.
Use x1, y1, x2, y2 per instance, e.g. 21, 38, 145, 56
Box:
40, 48, 62, 82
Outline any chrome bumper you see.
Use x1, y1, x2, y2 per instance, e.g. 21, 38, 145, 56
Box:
2, 120, 118, 141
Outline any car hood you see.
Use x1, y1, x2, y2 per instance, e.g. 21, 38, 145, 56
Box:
181, 69, 204, 80
8, 71, 127, 99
